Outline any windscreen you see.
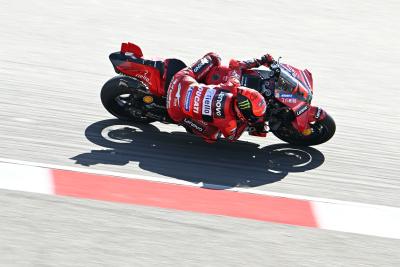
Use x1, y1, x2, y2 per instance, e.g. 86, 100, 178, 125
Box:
275, 66, 312, 103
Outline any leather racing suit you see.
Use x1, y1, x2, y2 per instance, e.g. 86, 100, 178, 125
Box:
166, 52, 272, 143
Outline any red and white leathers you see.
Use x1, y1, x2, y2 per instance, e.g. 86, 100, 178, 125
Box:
167, 52, 272, 143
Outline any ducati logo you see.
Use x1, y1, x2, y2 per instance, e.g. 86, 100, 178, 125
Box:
193, 87, 204, 114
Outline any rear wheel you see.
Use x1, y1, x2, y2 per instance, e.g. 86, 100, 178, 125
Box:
272, 113, 336, 146
100, 76, 154, 123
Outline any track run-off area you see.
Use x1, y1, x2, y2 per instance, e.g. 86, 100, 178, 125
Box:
1, 0, 400, 266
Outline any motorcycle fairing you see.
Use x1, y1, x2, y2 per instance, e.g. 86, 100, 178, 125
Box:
109, 52, 165, 97
274, 64, 315, 133
275, 64, 313, 103
110, 42, 187, 97
280, 63, 313, 92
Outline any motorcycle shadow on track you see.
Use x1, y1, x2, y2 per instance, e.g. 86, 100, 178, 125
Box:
71, 119, 325, 188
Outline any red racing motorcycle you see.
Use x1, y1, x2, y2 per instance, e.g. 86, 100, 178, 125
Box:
101, 42, 336, 146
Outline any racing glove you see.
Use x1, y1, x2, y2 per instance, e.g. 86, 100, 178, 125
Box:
259, 54, 275, 67
229, 54, 275, 70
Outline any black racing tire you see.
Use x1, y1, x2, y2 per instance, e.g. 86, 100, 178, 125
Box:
100, 76, 155, 123
272, 113, 336, 146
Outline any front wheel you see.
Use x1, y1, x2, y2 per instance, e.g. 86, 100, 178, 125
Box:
272, 113, 336, 146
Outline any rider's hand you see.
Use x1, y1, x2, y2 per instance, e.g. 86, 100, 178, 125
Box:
229, 54, 275, 70
259, 54, 275, 67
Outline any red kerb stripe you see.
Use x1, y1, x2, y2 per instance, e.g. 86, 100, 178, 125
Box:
52, 170, 317, 227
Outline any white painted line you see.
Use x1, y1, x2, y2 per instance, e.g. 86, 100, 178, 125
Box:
313, 201, 400, 239
0, 162, 53, 194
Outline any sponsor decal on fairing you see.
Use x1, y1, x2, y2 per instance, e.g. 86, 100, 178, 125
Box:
296, 105, 309, 116
281, 98, 297, 104
279, 93, 294, 98
134, 70, 151, 85
315, 107, 322, 119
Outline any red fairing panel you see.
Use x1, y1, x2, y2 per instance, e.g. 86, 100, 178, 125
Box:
116, 62, 162, 96
292, 104, 310, 132
308, 106, 327, 122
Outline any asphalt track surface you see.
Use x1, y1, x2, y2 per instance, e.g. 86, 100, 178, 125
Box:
0, 0, 400, 266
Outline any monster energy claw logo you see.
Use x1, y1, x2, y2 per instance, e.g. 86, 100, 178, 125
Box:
238, 99, 251, 109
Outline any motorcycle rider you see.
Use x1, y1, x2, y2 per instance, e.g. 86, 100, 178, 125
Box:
167, 52, 275, 143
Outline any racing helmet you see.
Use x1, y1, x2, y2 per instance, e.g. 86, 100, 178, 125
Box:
234, 87, 267, 123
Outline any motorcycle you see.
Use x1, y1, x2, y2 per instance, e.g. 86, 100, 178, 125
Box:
100, 42, 336, 146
